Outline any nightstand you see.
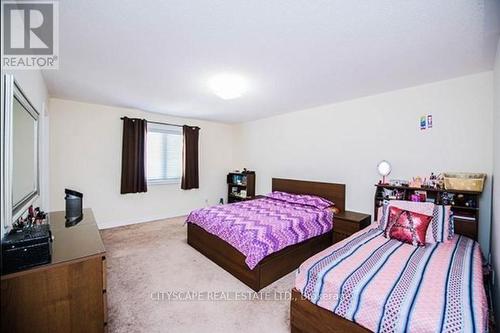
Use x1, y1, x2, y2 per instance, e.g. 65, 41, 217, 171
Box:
333, 211, 371, 244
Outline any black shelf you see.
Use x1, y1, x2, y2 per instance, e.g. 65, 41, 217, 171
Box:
453, 217, 477, 223
227, 171, 255, 203
374, 184, 482, 195
451, 206, 479, 211
228, 183, 247, 187
374, 184, 482, 241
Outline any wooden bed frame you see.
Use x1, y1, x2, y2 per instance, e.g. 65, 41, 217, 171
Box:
290, 228, 476, 333
187, 178, 346, 292
290, 288, 370, 333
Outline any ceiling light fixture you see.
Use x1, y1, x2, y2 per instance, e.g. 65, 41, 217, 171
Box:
208, 73, 248, 100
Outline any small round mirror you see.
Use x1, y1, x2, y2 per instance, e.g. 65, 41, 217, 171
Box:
377, 160, 391, 176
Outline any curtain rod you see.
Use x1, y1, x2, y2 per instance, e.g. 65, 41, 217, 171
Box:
120, 117, 199, 129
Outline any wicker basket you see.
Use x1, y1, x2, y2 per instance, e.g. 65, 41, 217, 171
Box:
443, 173, 486, 192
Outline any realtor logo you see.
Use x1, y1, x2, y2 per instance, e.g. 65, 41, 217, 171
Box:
2, 1, 59, 69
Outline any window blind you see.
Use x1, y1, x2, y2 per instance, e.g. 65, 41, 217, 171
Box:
146, 124, 182, 183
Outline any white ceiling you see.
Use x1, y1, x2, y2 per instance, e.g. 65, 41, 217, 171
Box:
43, 0, 500, 123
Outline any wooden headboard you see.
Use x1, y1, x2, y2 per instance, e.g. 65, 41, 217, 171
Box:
272, 178, 346, 212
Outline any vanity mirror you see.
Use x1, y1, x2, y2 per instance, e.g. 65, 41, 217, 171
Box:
1, 75, 40, 232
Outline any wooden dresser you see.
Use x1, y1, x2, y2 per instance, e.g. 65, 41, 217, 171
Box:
1, 208, 107, 333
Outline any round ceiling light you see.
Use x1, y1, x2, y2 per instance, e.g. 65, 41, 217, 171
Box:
208, 73, 248, 100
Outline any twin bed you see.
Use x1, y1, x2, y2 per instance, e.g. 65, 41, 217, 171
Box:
291, 226, 487, 333
185, 178, 488, 332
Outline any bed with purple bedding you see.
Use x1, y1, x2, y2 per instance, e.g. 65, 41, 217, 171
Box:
186, 191, 334, 269
185, 178, 345, 291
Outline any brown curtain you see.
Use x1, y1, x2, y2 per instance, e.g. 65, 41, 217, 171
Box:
120, 117, 148, 194
181, 125, 200, 190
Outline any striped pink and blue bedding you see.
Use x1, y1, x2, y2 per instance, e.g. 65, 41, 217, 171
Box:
186, 197, 333, 269
295, 226, 487, 333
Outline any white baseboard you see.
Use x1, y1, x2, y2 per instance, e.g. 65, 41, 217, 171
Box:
98, 214, 187, 230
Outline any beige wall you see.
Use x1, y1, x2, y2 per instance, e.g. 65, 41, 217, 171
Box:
234, 72, 494, 253
49, 99, 234, 229
48, 72, 495, 255
492, 39, 500, 323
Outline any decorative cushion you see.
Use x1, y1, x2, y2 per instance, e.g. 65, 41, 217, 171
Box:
427, 205, 454, 243
377, 202, 390, 230
386, 206, 433, 246
265, 191, 334, 209
378, 200, 453, 243
382, 201, 434, 234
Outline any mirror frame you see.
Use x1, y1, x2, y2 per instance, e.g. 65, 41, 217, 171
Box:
1, 75, 40, 232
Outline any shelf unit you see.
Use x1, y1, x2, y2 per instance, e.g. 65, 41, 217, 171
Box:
374, 184, 483, 240
227, 171, 255, 203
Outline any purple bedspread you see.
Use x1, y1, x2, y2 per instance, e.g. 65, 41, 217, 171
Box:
186, 197, 333, 269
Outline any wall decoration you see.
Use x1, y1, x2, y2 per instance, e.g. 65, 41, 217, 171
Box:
420, 116, 427, 130
427, 114, 433, 128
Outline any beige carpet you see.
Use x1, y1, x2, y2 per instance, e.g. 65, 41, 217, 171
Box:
101, 216, 293, 333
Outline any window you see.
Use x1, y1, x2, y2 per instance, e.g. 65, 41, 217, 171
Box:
146, 123, 182, 184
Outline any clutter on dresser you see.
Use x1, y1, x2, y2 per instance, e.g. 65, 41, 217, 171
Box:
2, 206, 52, 274
12, 205, 47, 228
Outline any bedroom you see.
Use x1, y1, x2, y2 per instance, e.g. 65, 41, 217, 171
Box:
1, 1, 500, 332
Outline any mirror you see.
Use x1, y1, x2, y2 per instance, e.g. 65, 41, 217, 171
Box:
1, 75, 40, 225
377, 160, 391, 185
12, 93, 39, 213
377, 160, 391, 176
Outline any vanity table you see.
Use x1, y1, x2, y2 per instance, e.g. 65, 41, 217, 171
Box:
1, 208, 107, 333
